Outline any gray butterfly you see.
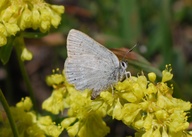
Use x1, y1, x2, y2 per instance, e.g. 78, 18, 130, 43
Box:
64, 29, 130, 98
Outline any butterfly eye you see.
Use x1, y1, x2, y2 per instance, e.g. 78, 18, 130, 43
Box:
121, 61, 127, 69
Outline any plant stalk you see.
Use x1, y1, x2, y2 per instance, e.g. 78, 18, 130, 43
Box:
0, 89, 19, 137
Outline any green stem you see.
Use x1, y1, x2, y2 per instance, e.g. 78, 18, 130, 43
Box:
0, 89, 19, 137
14, 37, 37, 111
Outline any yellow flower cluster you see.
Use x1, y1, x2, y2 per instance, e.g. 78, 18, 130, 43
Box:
0, 0, 64, 46
61, 89, 110, 137
101, 76, 191, 136
44, 72, 110, 136
0, 97, 63, 137
42, 65, 191, 137
1, 66, 190, 137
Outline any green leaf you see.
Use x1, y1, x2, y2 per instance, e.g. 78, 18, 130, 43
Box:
0, 37, 15, 65
128, 59, 162, 77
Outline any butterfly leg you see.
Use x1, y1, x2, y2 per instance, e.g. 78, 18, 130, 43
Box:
91, 90, 101, 100
111, 85, 114, 96
125, 71, 131, 79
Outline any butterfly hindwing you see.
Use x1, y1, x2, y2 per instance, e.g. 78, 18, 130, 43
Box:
64, 29, 120, 93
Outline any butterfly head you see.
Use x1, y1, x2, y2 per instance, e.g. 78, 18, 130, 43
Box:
119, 61, 128, 81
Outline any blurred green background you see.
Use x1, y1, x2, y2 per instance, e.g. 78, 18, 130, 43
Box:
1, 0, 192, 136
1, 0, 192, 112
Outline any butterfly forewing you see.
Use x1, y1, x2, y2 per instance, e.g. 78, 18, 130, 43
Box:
64, 29, 120, 93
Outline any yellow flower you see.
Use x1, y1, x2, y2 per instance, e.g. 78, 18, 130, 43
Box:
162, 64, 173, 82
21, 48, 33, 61
61, 117, 77, 129
77, 113, 110, 137
155, 110, 168, 122
101, 65, 190, 136
152, 128, 161, 137
112, 98, 123, 120
4, 23, 20, 36
19, 7, 33, 30
121, 103, 141, 125
0, 23, 7, 36
41, 65, 191, 137
67, 122, 79, 137
31, 7, 41, 30
37, 116, 63, 137
0, 107, 35, 136
46, 73, 65, 87
43, 73, 68, 114
148, 72, 156, 82
0, 96, 65, 137
63, 113, 110, 137
115, 76, 145, 102
16, 97, 33, 111
42, 87, 67, 114
100, 91, 114, 106
59, 85, 110, 137
26, 124, 45, 137
142, 128, 153, 137
0, 0, 64, 46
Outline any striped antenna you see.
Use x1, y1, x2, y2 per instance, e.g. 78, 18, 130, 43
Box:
122, 43, 138, 60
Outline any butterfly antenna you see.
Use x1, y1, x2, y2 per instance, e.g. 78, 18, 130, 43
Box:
122, 43, 138, 60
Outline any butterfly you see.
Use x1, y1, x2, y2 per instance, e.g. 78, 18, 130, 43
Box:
64, 29, 131, 98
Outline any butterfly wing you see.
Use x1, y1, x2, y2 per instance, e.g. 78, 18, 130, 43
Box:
64, 29, 120, 93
